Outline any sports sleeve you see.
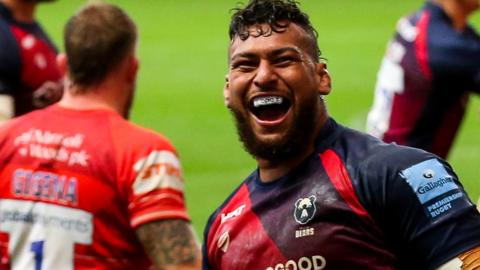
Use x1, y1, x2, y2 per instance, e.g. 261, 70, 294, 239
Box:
360, 148, 480, 270
124, 136, 190, 229
0, 19, 21, 95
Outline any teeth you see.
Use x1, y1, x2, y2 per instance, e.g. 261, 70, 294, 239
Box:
253, 96, 283, 108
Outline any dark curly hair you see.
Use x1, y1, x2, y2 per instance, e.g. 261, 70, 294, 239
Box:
229, 0, 321, 62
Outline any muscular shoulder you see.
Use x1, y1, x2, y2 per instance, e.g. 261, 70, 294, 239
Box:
335, 125, 431, 172
108, 116, 176, 154
106, 116, 184, 200
206, 178, 252, 222
328, 125, 441, 205
337, 129, 480, 269
361, 138, 432, 180
203, 175, 253, 237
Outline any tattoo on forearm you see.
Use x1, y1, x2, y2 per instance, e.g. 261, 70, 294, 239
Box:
136, 219, 199, 269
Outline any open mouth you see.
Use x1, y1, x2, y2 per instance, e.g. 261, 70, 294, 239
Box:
249, 95, 291, 122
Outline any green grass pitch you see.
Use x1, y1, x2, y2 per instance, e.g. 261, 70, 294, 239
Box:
38, 0, 480, 235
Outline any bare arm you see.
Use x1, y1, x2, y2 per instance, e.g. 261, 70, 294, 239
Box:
136, 219, 202, 270
437, 246, 480, 270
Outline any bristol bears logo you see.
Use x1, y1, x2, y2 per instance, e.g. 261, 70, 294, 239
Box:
294, 195, 317, 224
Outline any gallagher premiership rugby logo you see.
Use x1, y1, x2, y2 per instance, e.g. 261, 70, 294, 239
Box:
294, 195, 317, 225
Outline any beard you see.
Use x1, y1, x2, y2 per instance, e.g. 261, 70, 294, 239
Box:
230, 96, 319, 162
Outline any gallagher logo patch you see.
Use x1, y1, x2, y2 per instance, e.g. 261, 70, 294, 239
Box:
400, 158, 470, 221
294, 195, 316, 225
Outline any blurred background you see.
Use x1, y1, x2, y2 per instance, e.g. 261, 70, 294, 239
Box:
38, 0, 480, 235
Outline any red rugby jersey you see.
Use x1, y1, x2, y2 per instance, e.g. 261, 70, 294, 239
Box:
0, 105, 189, 269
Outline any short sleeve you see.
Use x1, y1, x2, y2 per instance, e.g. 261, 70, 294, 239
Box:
123, 138, 190, 228
361, 149, 480, 269
0, 19, 21, 95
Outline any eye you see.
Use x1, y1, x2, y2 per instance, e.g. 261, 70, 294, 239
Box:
273, 55, 299, 66
231, 59, 258, 72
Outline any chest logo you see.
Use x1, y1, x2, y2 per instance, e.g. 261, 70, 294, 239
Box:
294, 195, 317, 225
221, 204, 246, 224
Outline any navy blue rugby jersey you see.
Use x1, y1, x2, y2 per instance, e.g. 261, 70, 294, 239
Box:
203, 118, 480, 270
367, 2, 480, 159
0, 2, 61, 116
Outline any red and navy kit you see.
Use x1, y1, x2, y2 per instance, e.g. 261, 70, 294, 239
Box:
367, 2, 480, 158
0, 105, 190, 269
0, 2, 61, 116
203, 118, 480, 270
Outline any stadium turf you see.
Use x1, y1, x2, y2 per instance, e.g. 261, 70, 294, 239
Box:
38, 0, 480, 235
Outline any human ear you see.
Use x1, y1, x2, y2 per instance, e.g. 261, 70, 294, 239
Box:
56, 53, 68, 77
316, 63, 331, 95
127, 56, 139, 84
223, 75, 231, 108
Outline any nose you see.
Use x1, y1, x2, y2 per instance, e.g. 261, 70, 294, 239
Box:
253, 60, 277, 89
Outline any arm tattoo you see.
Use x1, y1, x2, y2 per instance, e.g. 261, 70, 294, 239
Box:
136, 219, 200, 269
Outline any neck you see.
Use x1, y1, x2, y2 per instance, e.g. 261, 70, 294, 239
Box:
2, 0, 36, 23
58, 80, 128, 118
433, 0, 474, 30
257, 111, 329, 182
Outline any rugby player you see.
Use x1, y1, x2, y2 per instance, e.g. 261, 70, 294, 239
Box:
0, 2, 201, 269
0, 0, 63, 123
203, 0, 480, 269
367, 0, 480, 159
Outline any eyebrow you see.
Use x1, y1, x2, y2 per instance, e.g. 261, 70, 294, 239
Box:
269, 47, 303, 57
230, 46, 303, 62
230, 52, 257, 62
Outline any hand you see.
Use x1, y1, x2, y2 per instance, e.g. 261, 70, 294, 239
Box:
33, 80, 64, 108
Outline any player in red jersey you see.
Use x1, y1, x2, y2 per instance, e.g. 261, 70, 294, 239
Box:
0, 0, 63, 123
0, 2, 201, 270
203, 0, 480, 269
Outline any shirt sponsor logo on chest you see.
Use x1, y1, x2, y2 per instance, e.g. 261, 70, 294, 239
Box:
266, 255, 326, 270
221, 204, 246, 224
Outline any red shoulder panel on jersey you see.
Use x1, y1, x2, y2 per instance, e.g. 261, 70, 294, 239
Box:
319, 149, 374, 223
